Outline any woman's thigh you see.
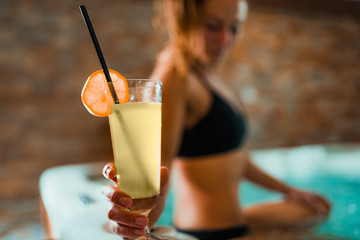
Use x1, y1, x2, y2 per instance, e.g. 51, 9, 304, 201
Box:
243, 201, 320, 230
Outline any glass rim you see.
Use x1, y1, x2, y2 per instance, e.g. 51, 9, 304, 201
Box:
126, 79, 158, 81
126, 79, 160, 82
126, 79, 162, 87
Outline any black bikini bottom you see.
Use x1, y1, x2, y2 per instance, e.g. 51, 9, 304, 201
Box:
176, 225, 250, 240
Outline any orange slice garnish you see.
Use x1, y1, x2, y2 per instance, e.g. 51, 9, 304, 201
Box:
81, 69, 129, 117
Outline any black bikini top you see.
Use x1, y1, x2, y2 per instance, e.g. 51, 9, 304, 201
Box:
177, 69, 247, 158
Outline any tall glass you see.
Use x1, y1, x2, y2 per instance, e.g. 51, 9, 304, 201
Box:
108, 79, 162, 239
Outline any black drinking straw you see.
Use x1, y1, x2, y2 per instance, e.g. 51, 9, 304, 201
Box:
79, 5, 119, 104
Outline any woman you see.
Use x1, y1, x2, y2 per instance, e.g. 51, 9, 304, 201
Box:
101, 0, 331, 239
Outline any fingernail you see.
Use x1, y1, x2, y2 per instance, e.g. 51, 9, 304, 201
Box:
135, 217, 147, 227
134, 228, 144, 235
105, 167, 112, 176
118, 197, 131, 207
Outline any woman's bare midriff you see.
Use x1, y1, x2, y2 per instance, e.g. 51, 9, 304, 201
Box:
172, 149, 248, 230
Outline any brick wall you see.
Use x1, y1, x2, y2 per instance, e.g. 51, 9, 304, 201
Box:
224, 2, 360, 148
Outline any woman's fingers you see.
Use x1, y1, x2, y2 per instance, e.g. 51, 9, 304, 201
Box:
102, 164, 169, 239
102, 185, 149, 239
102, 184, 132, 208
106, 204, 148, 239
318, 195, 332, 212
106, 219, 146, 239
312, 195, 331, 216
301, 193, 329, 216
108, 205, 149, 228
288, 190, 331, 217
307, 195, 327, 215
103, 163, 117, 184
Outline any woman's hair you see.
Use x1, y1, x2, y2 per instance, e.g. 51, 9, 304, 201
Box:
153, 0, 207, 78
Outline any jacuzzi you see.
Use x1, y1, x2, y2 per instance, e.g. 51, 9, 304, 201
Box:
40, 143, 360, 239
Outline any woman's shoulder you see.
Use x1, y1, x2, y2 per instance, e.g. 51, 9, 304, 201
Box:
151, 50, 187, 93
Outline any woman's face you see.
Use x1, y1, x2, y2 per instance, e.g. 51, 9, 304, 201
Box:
196, 0, 245, 66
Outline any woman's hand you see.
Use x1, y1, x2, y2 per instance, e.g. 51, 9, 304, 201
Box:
284, 188, 332, 217
101, 163, 169, 239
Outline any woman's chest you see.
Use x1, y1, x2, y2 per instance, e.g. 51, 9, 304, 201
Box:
184, 73, 241, 129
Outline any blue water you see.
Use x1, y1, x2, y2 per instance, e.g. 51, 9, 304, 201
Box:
157, 149, 360, 240
240, 174, 360, 240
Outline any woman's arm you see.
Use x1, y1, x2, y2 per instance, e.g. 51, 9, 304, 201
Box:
155, 64, 187, 170
147, 64, 188, 225
243, 151, 292, 194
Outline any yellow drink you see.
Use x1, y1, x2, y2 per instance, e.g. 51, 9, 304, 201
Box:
109, 102, 161, 201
